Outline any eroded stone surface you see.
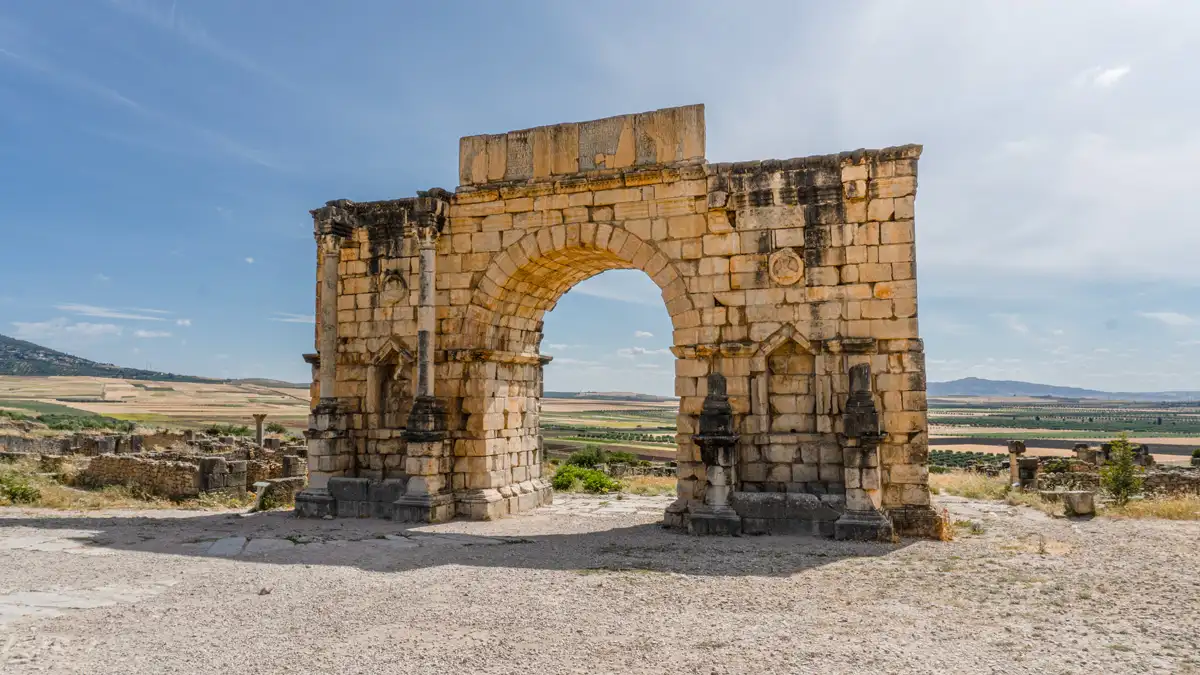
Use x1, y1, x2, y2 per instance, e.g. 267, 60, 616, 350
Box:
300, 104, 935, 535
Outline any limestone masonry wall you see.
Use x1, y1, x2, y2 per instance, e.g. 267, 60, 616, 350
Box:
302, 104, 934, 535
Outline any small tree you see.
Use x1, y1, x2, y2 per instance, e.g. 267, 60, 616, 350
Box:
1100, 432, 1143, 506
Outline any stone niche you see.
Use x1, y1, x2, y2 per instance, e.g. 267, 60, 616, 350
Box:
295, 104, 938, 537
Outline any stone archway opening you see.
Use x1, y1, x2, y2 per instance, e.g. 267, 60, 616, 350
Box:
295, 104, 941, 539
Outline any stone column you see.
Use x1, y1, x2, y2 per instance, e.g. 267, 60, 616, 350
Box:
395, 190, 455, 523
1008, 440, 1026, 488
834, 363, 895, 541
689, 373, 743, 536
295, 202, 353, 518
252, 414, 267, 447
318, 235, 340, 403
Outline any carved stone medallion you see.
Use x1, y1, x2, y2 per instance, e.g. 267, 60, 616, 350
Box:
768, 247, 804, 286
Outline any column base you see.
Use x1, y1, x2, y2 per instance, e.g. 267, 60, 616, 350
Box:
688, 505, 742, 536
455, 488, 506, 520
393, 493, 455, 523
294, 488, 335, 518
886, 504, 945, 538
834, 509, 895, 542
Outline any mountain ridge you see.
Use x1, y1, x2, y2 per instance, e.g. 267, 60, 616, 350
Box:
929, 377, 1200, 401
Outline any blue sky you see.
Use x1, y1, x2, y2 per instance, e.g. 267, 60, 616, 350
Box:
2, 1, 1199, 396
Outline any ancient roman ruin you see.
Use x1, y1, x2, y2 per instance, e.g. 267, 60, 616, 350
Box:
294, 104, 939, 538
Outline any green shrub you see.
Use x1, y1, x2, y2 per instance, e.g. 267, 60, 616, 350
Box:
0, 409, 31, 422
1192, 448, 1200, 459
265, 421, 287, 434
0, 473, 41, 504
605, 451, 638, 464
37, 414, 135, 433
203, 423, 253, 437
566, 446, 607, 468
1100, 432, 1144, 506
551, 465, 620, 493
929, 465, 949, 474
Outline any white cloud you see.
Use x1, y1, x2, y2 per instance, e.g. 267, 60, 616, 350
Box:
269, 312, 314, 324
634, 330, 654, 338
544, 343, 569, 351
617, 346, 671, 358
1091, 65, 1132, 88
175, 318, 192, 327
13, 318, 122, 341
547, 357, 604, 368
244, 257, 255, 264
56, 304, 169, 321
992, 313, 1029, 335
1139, 311, 1196, 327
1051, 329, 1065, 336
569, 270, 662, 306
133, 329, 172, 338
95, 273, 111, 283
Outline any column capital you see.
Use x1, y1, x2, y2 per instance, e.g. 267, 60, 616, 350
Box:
412, 188, 451, 246
312, 199, 356, 241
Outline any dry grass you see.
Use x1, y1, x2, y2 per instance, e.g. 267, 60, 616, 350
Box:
1005, 490, 1063, 516
621, 475, 677, 496
1101, 495, 1200, 520
0, 457, 254, 510
930, 470, 1010, 500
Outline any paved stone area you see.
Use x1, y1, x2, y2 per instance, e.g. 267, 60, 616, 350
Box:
1, 495, 1198, 673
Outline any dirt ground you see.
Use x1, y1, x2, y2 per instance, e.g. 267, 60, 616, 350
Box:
1, 495, 1197, 674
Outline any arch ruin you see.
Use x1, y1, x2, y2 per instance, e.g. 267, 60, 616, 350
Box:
295, 104, 939, 538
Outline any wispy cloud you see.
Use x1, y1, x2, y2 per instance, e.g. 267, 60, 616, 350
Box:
547, 357, 604, 368
56, 304, 169, 321
106, 0, 300, 93
634, 330, 654, 338
12, 318, 122, 341
175, 318, 191, 327
617, 346, 670, 358
244, 257, 255, 264
133, 329, 171, 338
0, 41, 279, 169
269, 312, 314, 324
1138, 311, 1196, 327
1090, 65, 1132, 88
95, 273, 111, 283
992, 313, 1029, 335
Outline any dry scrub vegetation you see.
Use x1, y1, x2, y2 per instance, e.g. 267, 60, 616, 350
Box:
931, 469, 1200, 520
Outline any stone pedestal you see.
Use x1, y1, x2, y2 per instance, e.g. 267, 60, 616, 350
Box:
833, 365, 894, 541
687, 373, 742, 536
294, 400, 347, 518
1063, 490, 1095, 517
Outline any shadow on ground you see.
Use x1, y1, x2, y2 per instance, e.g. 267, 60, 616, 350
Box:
0, 507, 917, 578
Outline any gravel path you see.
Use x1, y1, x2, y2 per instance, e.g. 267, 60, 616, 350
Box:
1, 494, 1197, 674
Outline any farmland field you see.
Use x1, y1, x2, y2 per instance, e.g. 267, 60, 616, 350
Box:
0, 375, 311, 432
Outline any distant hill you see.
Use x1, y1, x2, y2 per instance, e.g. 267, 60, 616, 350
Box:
545, 391, 676, 402
231, 378, 310, 389
0, 334, 218, 383
929, 377, 1200, 402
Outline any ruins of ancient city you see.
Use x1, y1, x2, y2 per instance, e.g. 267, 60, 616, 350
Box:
3, 10, 1200, 665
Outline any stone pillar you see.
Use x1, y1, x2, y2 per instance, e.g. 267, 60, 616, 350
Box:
1008, 440, 1026, 488
395, 190, 455, 523
689, 373, 743, 536
295, 203, 353, 518
834, 363, 894, 541
318, 236, 339, 403
252, 414, 267, 447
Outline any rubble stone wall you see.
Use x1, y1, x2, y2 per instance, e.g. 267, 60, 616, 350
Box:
81, 455, 200, 498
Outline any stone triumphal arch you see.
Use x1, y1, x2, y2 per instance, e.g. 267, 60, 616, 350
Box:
295, 105, 939, 539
